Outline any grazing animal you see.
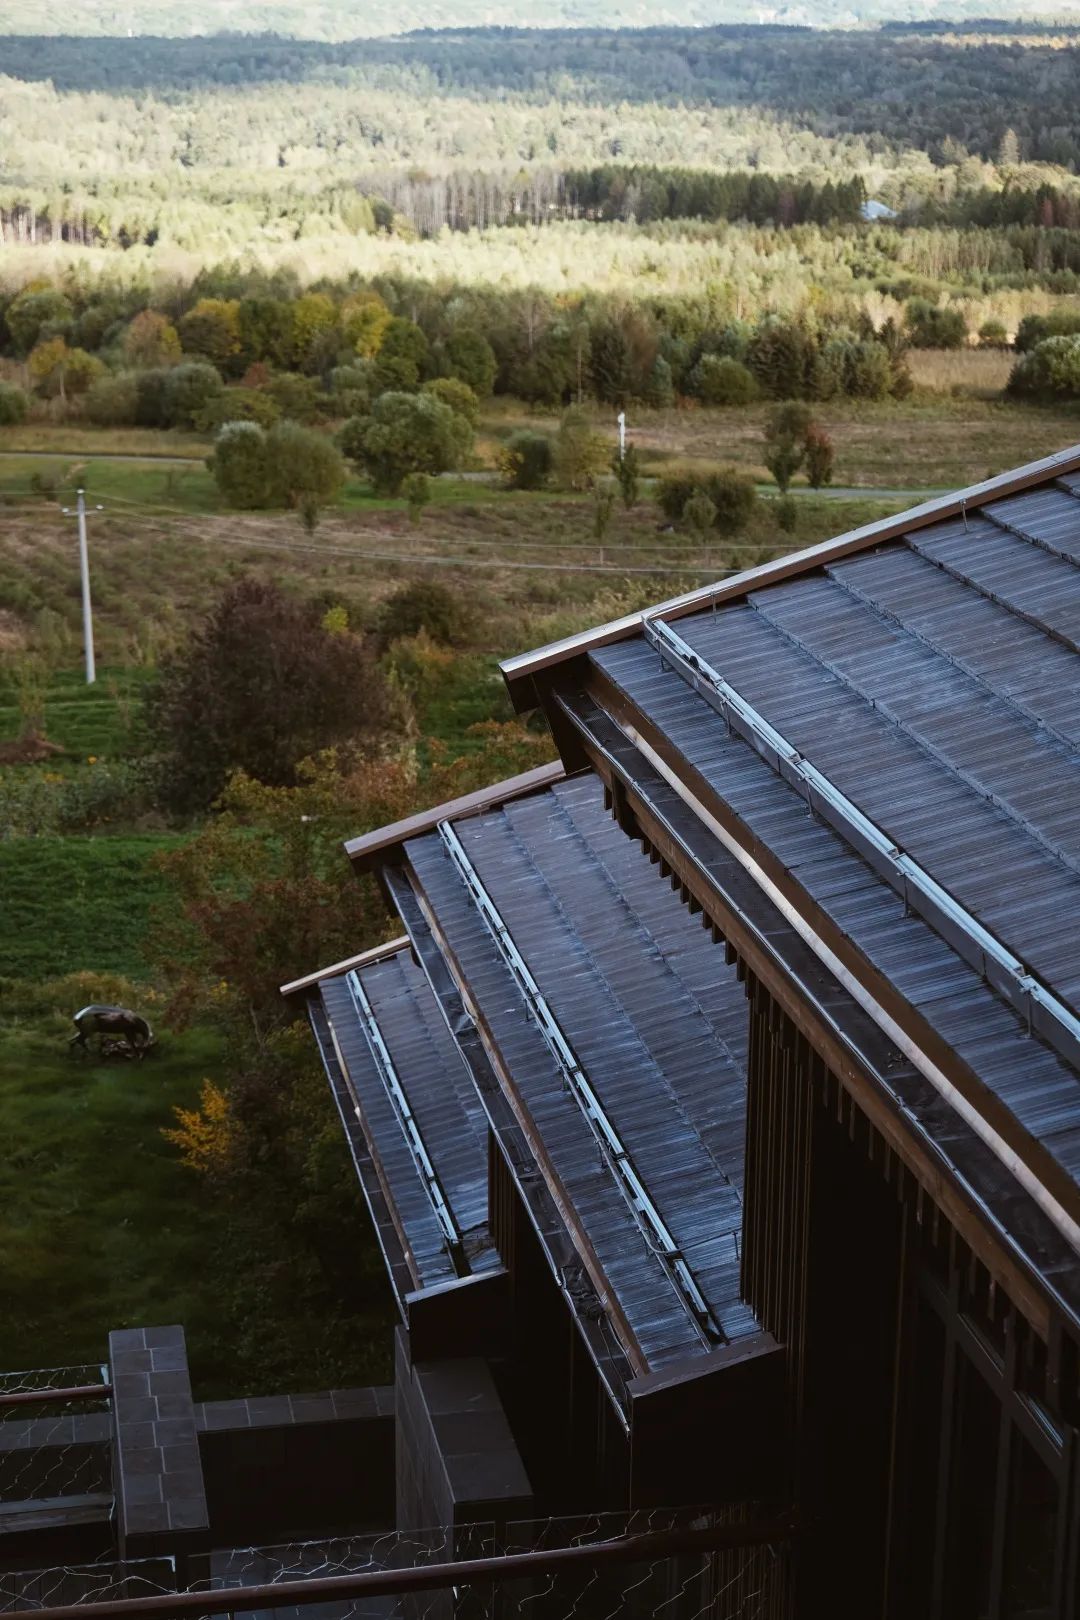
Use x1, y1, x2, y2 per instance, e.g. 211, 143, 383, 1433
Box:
69, 1005, 155, 1060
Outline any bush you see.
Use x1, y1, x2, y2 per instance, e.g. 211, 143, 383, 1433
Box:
1015, 311, 1080, 353
164, 361, 224, 430
708, 467, 759, 535
144, 578, 398, 813
210, 421, 271, 509
501, 430, 554, 490
691, 355, 759, 406
423, 377, 480, 425
552, 408, 609, 491
195, 388, 280, 434
804, 423, 835, 489
905, 299, 968, 350
134, 367, 172, 428
657, 467, 758, 534
1008, 335, 1080, 399
0, 382, 29, 425
440, 328, 497, 397
82, 372, 139, 427
657, 473, 703, 523
264, 421, 346, 510
978, 320, 1009, 350
775, 494, 799, 534
357, 391, 472, 495
378, 580, 473, 647
402, 471, 432, 523
209, 420, 344, 510
266, 372, 323, 424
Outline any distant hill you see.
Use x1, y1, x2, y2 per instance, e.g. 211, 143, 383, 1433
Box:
3, 0, 1080, 39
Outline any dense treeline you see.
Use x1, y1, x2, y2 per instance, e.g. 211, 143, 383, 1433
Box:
7, 4, 1068, 39
6, 25, 1080, 167
0, 264, 916, 426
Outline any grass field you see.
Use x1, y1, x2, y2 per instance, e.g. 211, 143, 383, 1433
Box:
0, 1010, 392, 1396
0, 834, 180, 980
481, 392, 1080, 490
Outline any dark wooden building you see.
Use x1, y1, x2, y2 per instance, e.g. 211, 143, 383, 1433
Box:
291, 447, 1080, 1617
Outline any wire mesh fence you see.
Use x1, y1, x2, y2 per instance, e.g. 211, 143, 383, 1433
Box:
0, 1365, 112, 1512
0, 1506, 790, 1620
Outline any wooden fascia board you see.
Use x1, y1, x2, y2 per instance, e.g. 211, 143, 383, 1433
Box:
280, 935, 410, 1001
343, 760, 565, 871
501, 442, 1080, 712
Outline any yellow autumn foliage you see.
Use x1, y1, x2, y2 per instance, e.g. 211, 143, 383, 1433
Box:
162, 1080, 234, 1175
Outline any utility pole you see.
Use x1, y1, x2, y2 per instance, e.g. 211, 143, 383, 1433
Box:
617, 411, 627, 461
62, 488, 99, 685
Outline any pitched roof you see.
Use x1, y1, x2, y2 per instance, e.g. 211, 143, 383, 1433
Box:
534, 449, 1080, 1323
299, 772, 758, 1399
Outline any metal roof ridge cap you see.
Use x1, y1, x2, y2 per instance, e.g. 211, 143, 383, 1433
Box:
500, 442, 1080, 706
344, 759, 566, 868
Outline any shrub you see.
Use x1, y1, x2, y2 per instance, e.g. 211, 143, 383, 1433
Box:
1008, 335, 1080, 399
691, 355, 759, 406
144, 578, 397, 812
763, 401, 812, 492
775, 494, 799, 534
372, 317, 429, 394
804, 423, 835, 489
905, 299, 967, 350
0, 382, 29, 426
978, 319, 1010, 350
378, 580, 473, 647
194, 388, 280, 434
552, 408, 609, 491
164, 361, 224, 430
123, 310, 182, 369
210, 421, 271, 509
440, 328, 497, 397
423, 377, 480, 425
82, 372, 139, 427
682, 489, 717, 542
657, 473, 703, 523
657, 468, 757, 534
266, 371, 322, 424
1015, 311, 1080, 353
134, 367, 172, 428
402, 471, 432, 523
357, 391, 472, 495
613, 443, 641, 509
845, 341, 893, 399
264, 421, 346, 510
708, 467, 759, 535
501, 430, 554, 490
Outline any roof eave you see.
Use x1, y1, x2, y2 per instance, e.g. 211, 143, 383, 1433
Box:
343, 759, 565, 871
500, 441, 1080, 713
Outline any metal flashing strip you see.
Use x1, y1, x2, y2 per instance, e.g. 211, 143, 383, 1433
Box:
344, 968, 465, 1270
437, 819, 723, 1348
643, 615, 1080, 1082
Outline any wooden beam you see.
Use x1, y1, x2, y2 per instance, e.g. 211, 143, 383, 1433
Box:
500, 442, 1080, 711
280, 935, 410, 1000
344, 760, 565, 869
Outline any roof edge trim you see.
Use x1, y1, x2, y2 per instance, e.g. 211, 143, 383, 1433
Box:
280, 934, 409, 1000
500, 442, 1080, 711
344, 759, 565, 870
